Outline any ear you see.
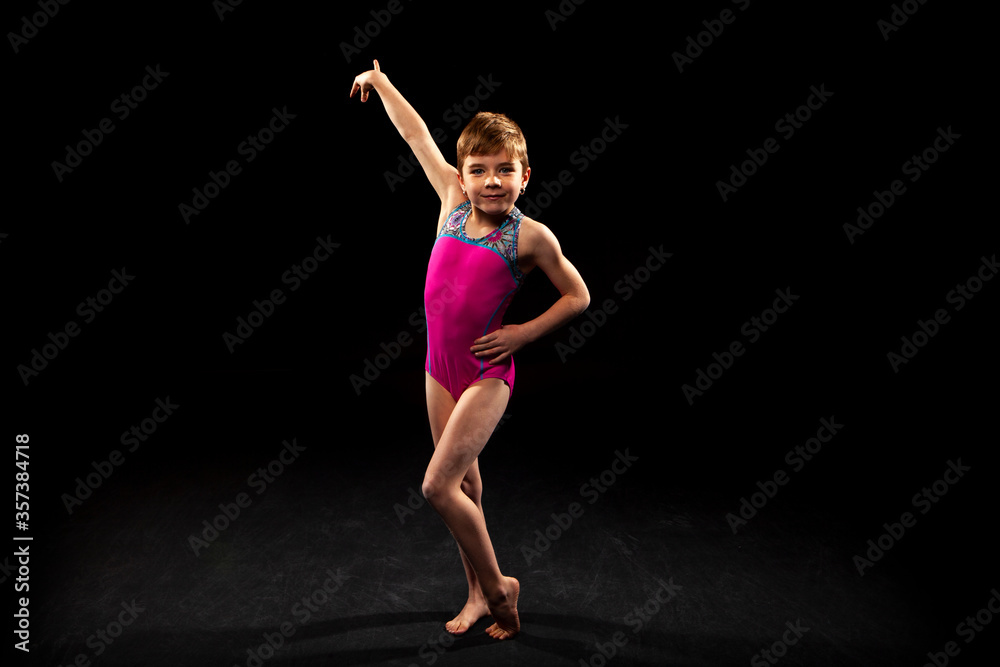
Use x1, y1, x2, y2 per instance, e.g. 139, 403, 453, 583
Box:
521, 166, 531, 188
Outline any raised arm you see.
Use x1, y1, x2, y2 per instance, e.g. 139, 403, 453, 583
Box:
350, 60, 462, 205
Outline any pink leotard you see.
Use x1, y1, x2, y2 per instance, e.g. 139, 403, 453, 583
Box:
424, 200, 525, 402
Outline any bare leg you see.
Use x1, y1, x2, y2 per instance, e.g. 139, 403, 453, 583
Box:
448, 467, 492, 634
426, 374, 490, 634
423, 374, 520, 639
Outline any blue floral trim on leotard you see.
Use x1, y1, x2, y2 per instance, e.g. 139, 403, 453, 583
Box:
438, 201, 525, 286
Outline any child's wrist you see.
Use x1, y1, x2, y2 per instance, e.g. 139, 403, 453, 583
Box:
519, 321, 540, 344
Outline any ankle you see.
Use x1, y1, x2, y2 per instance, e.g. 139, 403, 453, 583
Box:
485, 584, 510, 607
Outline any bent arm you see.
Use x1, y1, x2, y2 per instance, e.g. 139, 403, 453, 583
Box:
518, 222, 591, 344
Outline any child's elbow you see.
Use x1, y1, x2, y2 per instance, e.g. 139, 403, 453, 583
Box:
575, 287, 591, 314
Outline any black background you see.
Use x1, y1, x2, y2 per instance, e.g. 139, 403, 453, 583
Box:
5, 0, 996, 664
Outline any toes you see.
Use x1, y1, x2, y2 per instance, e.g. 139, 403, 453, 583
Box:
485, 622, 515, 640
446, 619, 469, 635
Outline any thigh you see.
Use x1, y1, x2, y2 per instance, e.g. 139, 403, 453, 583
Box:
426, 371, 457, 448
427, 372, 483, 493
425, 378, 509, 486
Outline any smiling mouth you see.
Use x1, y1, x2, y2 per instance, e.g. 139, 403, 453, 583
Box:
483, 194, 504, 199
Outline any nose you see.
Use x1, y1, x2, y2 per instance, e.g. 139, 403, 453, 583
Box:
487, 174, 501, 187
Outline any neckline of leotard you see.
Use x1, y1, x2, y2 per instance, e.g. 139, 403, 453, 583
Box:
459, 202, 521, 242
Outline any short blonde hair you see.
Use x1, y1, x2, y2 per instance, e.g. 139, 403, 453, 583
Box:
456, 112, 529, 175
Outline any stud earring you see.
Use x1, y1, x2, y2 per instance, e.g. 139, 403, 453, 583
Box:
519, 186, 526, 195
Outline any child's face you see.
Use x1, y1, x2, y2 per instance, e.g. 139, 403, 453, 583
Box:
460, 149, 529, 216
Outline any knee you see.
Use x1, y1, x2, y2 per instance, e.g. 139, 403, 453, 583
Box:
420, 476, 437, 503
421, 474, 454, 508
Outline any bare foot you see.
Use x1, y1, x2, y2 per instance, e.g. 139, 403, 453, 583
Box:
445, 595, 490, 635
485, 577, 520, 640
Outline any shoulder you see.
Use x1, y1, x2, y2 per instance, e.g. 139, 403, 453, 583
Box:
436, 194, 470, 236
517, 216, 561, 258
443, 185, 468, 216
515, 215, 563, 274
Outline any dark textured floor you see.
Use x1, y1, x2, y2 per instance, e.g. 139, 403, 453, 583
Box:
27, 439, 984, 667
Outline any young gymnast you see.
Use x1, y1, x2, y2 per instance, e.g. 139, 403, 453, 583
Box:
350, 60, 590, 640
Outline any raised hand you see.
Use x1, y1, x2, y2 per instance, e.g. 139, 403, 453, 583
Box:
350, 59, 383, 103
